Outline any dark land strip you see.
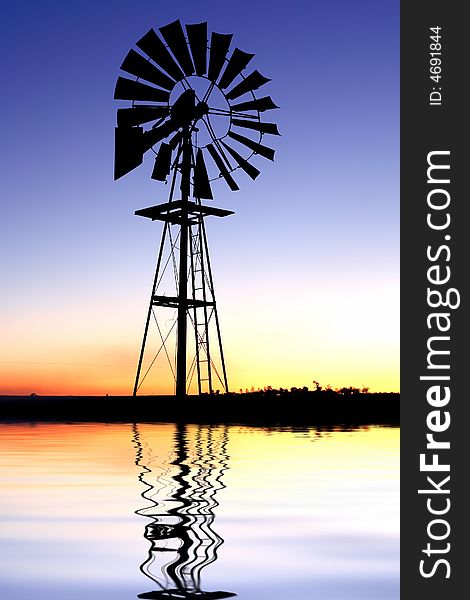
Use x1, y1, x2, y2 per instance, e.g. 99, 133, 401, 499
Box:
0, 391, 399, 426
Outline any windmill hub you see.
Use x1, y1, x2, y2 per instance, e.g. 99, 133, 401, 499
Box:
169, 77, 230, 145
168, 89, 210, 136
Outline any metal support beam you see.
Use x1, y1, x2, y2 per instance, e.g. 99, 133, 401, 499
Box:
176, 128, 191, 397
133, 222, 169, 397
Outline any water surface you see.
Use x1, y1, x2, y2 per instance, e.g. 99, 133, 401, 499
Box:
0, 423, 399, 599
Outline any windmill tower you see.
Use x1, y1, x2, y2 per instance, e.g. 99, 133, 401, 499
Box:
114, 20, 279, 397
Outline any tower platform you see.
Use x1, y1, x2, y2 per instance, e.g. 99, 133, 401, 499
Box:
136, 200, 234, 225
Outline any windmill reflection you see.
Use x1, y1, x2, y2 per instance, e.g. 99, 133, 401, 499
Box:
132, 423, 236, 599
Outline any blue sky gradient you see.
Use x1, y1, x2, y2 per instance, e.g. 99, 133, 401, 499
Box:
0, 0, 399, 394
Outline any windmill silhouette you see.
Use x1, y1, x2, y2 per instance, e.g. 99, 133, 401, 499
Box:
114, 20, 279, 396
132, 423, 235, 599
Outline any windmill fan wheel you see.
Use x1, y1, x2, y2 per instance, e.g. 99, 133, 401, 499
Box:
114, 19, 279, 199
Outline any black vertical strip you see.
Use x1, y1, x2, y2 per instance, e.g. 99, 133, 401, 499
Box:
401, 3, 467, 599
186, 22, 207, 76
208, 33, 232, 82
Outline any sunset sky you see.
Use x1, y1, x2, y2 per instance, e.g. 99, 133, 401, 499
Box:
0, 0, 399, 395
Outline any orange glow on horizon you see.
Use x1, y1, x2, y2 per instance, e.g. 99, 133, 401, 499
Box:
1, 275, 399, 396
0, 359, 399, 396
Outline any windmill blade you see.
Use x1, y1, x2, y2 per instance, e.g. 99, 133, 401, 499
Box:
208, 32, 232, 82
186, 22, 207, 76
206, 144, 239, 191
193, 149, 213, 199
151, 143, 172, 181
120, 49, 174, 90
221, 141, 260, 180
159, 20, 194, 77
228, 130, 275, 161
136, 29, 184, 81
117, 105, 169, 127
231, 118, 280, 136
114, 126, 144, 180
226, 71, 271, 101
218, 48, 254, 89
114, 77, 170, 103
231, 96, 279, 113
